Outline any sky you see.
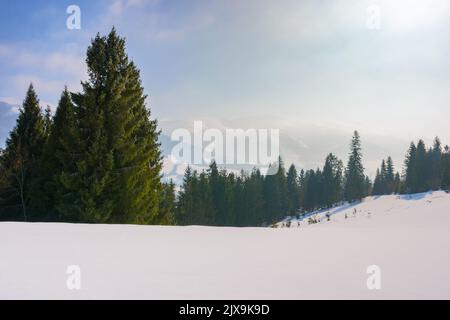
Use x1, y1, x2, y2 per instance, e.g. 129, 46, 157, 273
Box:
1, 0, 450, 177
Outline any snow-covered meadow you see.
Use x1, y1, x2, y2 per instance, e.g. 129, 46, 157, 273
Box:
1, 191, 450, 299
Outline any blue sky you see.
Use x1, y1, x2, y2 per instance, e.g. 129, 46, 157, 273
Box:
1, 0, 450, 175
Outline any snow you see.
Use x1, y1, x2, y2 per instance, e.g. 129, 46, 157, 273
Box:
1, 191, 450, 299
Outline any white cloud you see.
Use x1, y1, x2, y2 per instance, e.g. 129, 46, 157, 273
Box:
109, 0, 150, 16
4, 46, 86, 80
12, 75, 64, 95
0, 43, 86, 108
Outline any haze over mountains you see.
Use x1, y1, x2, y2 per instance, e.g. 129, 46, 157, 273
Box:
1, 100, 420, 184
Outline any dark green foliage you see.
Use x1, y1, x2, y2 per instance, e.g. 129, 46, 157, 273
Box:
415, 140, 429, 192
385, 157, 395, 193
441, 145, 450, 190
286, 164, 300, 215
175, 167, 215, 225
403, 142, 418, 193
393, 172, 401, 194
321, 153, 343, 207
0, 84, 46, 221
56, 29, 164, 224
372, 157, 396, 195
30, 89, 79, 221
1, 29, 168, 225
262, 157, 288, 223
429, 137, 442, 190
402, 138, 448, 194
2, 30, 450, 226
344, 131, 366, 201
363, 175, 372, 197
176, 153, 345, 226
155, 180, 176, 225
241, 169, 265, 226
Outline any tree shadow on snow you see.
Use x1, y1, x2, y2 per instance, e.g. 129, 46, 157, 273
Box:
398, 191, 432, 201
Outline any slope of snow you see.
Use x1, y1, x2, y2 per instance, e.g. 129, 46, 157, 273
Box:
278, 191, 450, 229
1, 191, 450, 299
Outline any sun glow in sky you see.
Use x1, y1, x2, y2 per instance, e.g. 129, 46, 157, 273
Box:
383, 0, 449, 29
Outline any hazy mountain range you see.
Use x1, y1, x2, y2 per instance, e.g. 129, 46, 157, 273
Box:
1, 101, 413, 184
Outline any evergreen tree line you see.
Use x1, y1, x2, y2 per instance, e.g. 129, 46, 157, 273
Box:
0, 29, 175, 224
176, 131, 371, 226
176, 132, 450, 227
0, 29, 449, 227
372, 138, 450, 196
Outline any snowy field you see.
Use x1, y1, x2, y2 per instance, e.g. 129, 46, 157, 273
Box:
1, 191, 450, 299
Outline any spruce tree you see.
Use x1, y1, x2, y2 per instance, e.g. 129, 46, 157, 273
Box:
393, 172, 401, 194
379, 159, 387, 194
224, 171, 237, 225
415, 140, 428, 192
364, 175, 372, 197
43, 105, 53, 138
276, 157, 289, 217
155, 181, 176, 225
208, 160, 226, 226
385, 156, 395, 194
198, 171, 215, 225
429, 137, 442, 190
372, 169, 382, 195
303, 169, 320, 211
321, 153, 343, 207
31, 88, 79, 221
403, 142, 417, 193
286, 164, 300, 215
243, 168, 265, 226
263, 163, 281, 223
344, 131, 365, 201
163, 181, 176, 224
62, 29, 164, 224
263, 157, 288, 223
176, 167, 194, 225
298, 169, 305, 211
0, 84, 46, 221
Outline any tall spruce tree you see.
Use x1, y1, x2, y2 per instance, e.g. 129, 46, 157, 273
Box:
154, 180, 176, 225
0, 84, 46, 221
364, 175, 372, 197
344, 131, 365, 201
385, 156, 395, 194
393, 172, 401, 194
43, 105, 53, 138
175, 167, 194, 225
276, 157, 289, 217
31, 88, 79, 221
243, 168, 265, 226
286, 164, 300, 215
403, 142, 417, 193
61, 29, 164, 224
321, 153, 343, 207
379, 159, 387, 194
415, 140, 429, 192
208, 161, 227, 226
372, 169, 382, 195
429, 137, 442, 190
302, 169, 320, 211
